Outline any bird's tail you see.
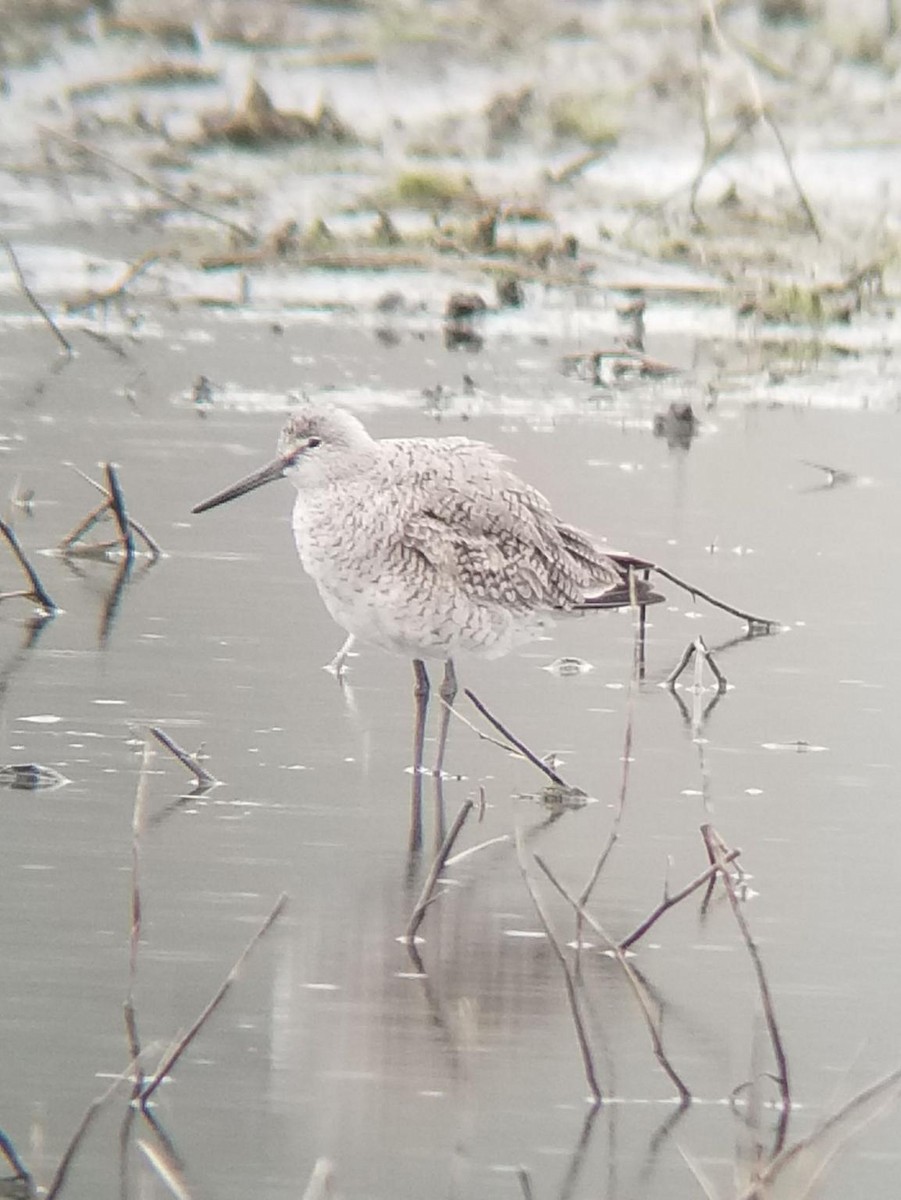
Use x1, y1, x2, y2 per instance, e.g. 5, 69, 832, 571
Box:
578, 551, 665, 609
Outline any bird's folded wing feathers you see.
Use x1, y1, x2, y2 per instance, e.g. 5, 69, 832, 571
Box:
399, 479, 622, 609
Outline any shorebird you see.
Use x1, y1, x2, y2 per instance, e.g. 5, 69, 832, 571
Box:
192, 402, 663, 837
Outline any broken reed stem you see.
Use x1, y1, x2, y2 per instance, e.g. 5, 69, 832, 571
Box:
105, 463, 135, 560
65, 464, 163, 560
0, 518, 58, 613
701, 825, 790, 1152
406, 798, 475, 942
464, 688, 571, 790
59, 500, 110, 552
620, 847, 741, 950
140, 893, 288, 1107
44, 1057, 141, 1200
534, 854, 691, 1104
149, 726, 217, 788
1, 235, 73, 357
667, 635, 728, 692
514, 828, 602, 1106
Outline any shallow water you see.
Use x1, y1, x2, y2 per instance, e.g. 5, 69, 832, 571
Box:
0, 304, 900, 1199
2, 0, 901, 1192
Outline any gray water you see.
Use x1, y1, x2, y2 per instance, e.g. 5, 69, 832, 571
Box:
1, 310, 900, 1199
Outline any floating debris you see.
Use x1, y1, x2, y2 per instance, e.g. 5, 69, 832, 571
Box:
544, 656, 594, 677
0, 763, 69, 791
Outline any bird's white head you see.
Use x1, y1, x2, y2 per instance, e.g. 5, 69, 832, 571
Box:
192, 402, 375, 514
277, 403, 374, 489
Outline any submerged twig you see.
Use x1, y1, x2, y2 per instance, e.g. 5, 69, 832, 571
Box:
0, 518, 58, 613
514, 828, 601, 1106
405, 798, 475, 942
1, 235, 73, 357
535, 853, 691, 1104
140, 893, 288, 1106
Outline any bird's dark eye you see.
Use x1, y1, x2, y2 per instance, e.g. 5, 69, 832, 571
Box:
306, 436, 322, 450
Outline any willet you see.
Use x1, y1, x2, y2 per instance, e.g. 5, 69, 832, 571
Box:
192, 401, 663, 839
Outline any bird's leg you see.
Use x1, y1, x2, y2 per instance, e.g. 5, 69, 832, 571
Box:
324, 634, 355, 677
434, 657, 458, 779
409, 658, 430, 855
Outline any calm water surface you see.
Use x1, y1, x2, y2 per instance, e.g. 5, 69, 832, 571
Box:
1, 315, 900, 1199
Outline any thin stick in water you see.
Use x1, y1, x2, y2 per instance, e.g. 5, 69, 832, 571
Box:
514, 828, 601, 1106
140, 894, 288, 1106
534, 853, 691, 1104
104, 463, 135, 560
45, 1056, 142, 1200
405, 798, 474, 941
701, 824, 791, 1154
0, 1129, 31, 1189
0, 518, 58, 613
465, 688, 571, 790
126, 740, 153, 1093
1, 235, 73, 357
65, 463, 163, 559
149, 726, 217, 788
619, 847, 741, 950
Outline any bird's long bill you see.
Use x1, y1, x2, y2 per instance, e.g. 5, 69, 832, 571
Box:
192, 456, 287, 514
